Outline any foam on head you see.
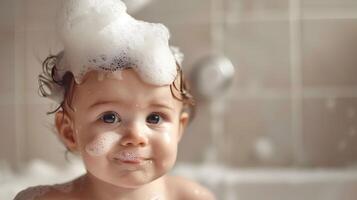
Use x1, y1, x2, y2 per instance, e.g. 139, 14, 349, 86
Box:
55, 0, 178, 86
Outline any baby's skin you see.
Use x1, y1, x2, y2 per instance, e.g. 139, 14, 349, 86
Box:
15, 69, 215, 200
15, 175, 214, 200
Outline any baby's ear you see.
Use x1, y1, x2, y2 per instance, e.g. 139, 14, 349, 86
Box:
178, 112, 189, 142
55, 111, 78, 152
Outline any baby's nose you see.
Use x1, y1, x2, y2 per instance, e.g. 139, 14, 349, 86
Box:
120, 123, 148, 147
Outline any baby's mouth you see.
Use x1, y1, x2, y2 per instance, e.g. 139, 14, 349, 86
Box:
112, 151, 150, 164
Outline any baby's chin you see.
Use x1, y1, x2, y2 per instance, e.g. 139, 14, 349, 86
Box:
102, 169, 167, 189
87, 161, 172, 189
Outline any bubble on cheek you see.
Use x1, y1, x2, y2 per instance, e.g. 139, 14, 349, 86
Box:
150, 194, 163, 200
163, 132, 171, 144
135, 103, 142, 109
147, 160, 154, 165
85, 131, 121, 156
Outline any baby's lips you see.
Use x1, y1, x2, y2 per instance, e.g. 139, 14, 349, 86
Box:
113, 150, 150, 162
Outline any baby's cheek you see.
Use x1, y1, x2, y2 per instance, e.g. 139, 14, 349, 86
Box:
159, 124, 180, 145
85, 131, 122, 156
152, 131, 178, 171
162, 131, 172, 144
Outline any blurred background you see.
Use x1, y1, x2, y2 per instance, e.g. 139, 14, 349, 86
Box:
1, 0, 357, 199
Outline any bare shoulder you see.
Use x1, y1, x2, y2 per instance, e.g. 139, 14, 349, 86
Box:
14, 185, 52, 200
13, 181, 78, 200
165, 175, 216, 200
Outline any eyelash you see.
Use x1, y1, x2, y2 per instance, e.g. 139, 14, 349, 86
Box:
146, 112, 166, 125
99, 111, 121, 124
98, 111, 170, 125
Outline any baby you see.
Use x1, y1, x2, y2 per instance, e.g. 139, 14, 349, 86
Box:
14, 0, 215, 200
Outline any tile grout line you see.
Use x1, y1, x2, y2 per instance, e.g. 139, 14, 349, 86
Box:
14, 0, 27, 169
289, 0, 305, 166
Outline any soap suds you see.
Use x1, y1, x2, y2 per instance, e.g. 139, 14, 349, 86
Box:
163, 132, 171, 144
85, 131, 121, 156
150, 194, 163, 200
56, 0, 177, 86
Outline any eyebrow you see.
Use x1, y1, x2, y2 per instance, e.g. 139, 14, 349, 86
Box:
88, 100, 175, 111
88, 100, 122, 109
149, 102, 175, 111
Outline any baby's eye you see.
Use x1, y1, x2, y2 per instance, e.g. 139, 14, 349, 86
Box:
100, 112, 121, 124
146, 113, 162, 124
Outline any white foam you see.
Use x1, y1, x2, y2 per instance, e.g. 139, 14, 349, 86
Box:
163, 132, 171, 144
56, 0, 177, 86
150, 194, 163, 200
85, 131, 121, 156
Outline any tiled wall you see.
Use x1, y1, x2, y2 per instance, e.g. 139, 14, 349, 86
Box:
1, 0, 357, 168
0, 0, 16, 166
136, 0, 357, 167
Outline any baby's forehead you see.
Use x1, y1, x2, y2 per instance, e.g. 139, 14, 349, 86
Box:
73, 69, 182, 109
83, 69, 171, 90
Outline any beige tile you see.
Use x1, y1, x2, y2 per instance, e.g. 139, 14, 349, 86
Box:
224, 97, 293, 167
302, 19, 357, 87
0, 105, 16, 162
302, 0, 357, 18
25, 0, 59, 31
24, 30, 62, 92
178, 103, 213, 163
25, 103, 67, 165
0, 26, 16, 165
0, 31, 15, 94
225, 0, 289, 21
225, 20, 291, 89
0, 0, 15, 32
302, 97, 357, 167
167, 23, 212, 70
134, 0, 211, 24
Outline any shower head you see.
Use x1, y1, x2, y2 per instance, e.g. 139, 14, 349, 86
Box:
190, 54, 235, 100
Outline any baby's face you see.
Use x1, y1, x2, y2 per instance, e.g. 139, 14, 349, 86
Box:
64, 69, 187, 188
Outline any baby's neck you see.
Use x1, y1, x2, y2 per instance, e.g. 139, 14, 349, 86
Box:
79, 173, 167, 200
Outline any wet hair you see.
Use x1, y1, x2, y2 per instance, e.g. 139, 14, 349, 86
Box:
38, 54, 195, 120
